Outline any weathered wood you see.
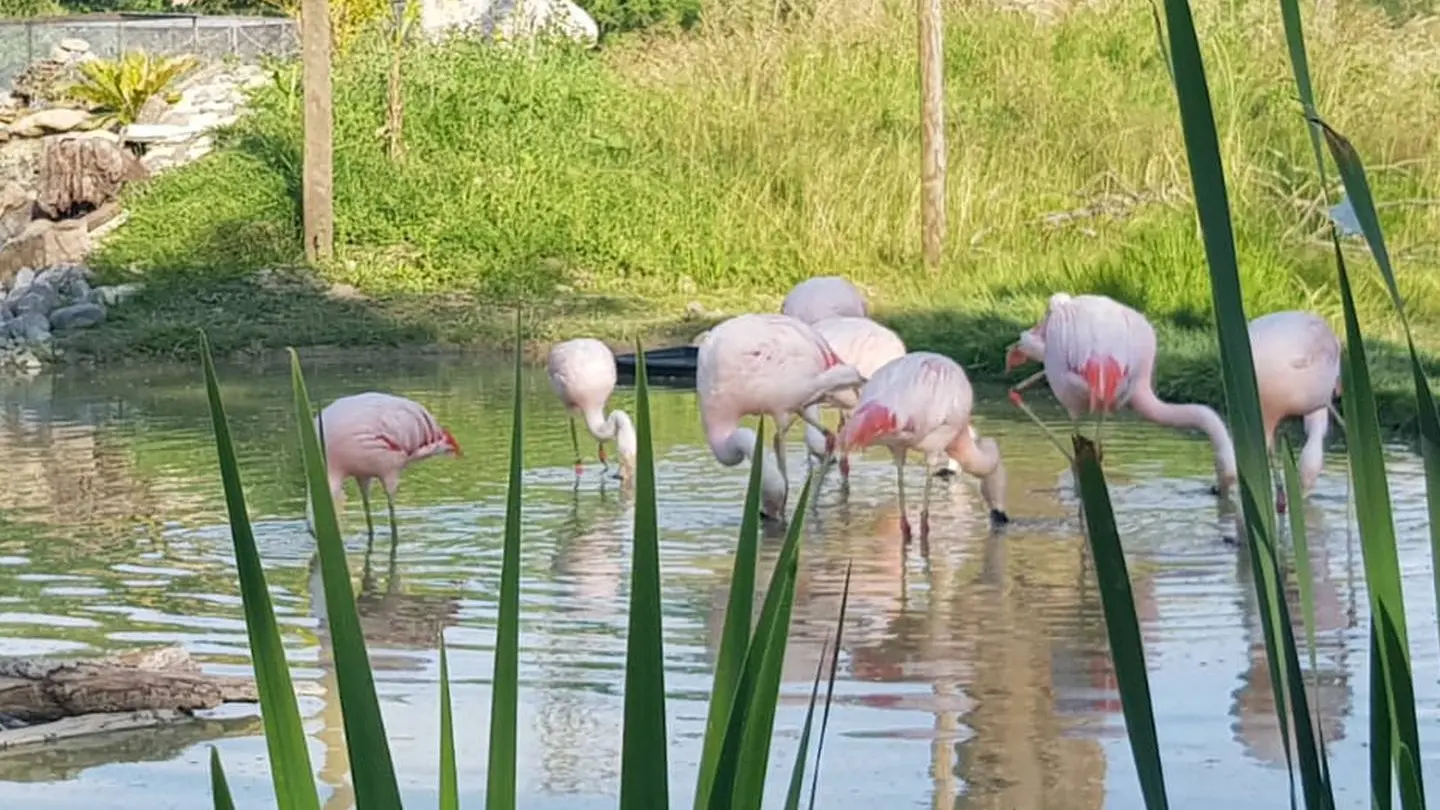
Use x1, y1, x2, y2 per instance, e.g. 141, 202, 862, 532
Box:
917, 0, 946, 269
301, 0, 335, 261
0, 646, 258, 727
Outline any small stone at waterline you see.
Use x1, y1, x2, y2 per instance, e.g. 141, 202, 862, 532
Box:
6, 311, 50, 343
48, 302, 105, 330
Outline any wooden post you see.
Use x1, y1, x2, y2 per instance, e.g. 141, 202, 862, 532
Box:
917, 0, 945, 269
301, 0, 335, 263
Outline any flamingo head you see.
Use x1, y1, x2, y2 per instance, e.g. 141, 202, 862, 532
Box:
613, 411, 638, 479
1005, 328, 1045, 372
441, 428, 463, 458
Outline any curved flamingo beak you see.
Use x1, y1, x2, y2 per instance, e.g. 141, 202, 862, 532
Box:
443, 429, 463, 458
1004, 343, 1029, 373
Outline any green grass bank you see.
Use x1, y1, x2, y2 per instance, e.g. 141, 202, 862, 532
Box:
75, 0, 1440, 434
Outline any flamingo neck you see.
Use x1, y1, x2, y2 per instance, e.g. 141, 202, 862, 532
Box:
1130, 387, 1237, 485
582, 407, 616, 441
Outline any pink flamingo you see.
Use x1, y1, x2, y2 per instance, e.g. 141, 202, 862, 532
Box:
1004, 293, 1238, 494
798, 315, 961, 479
1249, 310, 1343, 511
697, 313, 865, 520
838, 351, 1009, 543
781, 276, 868, 324
309, 392, 462, 543
546, 338, 638, 480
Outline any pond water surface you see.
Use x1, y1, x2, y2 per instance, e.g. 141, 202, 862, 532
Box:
0, 353, 1436, 809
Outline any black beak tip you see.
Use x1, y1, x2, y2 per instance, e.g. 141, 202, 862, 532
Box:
989, 509, 1010, 526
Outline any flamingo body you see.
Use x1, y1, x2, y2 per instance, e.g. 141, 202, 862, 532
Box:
781, 276, 868, 324
839, 351, 1008, 541
697, 313, 864, 519
1006, 293, 1238, 492
309, 392, 460, 535
546, 338, 638, 479
1250, 310, 1342, 503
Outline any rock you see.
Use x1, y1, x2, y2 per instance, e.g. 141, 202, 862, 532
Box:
56, 38, 91, 55
419, 0, 599, 44
13, 282, 57, 316
46, 220, 89, 268
6, 109, 93, 139
0, 221, 50, 286
36, 132, 147, 219
11, 268, 34, 292
90, 283, 142, 307
0, 181, 32, 244
48, 302, 105, 330
6, 311, 50, 344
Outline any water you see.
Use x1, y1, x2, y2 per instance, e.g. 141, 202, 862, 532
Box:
0, 353, 1435, 809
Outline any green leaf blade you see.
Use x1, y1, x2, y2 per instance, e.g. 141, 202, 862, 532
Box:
210, 747, 237, 810
694, 425, 767, 810
1071, 435, 1168, 810
440, 633, 459, 810
200, 332, 319, 810
486, 310, 525, 810
619, 342, 672, 810
290, 349, 404, 810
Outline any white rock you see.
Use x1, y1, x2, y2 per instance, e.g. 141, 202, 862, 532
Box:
121, 123, 203, 144
12, 268, 35, 292
6, 108, 93, 138
58, 38, 90, 53
92, 282, 143, 306
420, 0, 599, 44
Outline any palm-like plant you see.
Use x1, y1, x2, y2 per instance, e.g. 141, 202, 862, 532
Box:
67, 51, 198, 129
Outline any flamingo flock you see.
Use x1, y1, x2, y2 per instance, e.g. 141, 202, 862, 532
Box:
307, 274, 1343, 544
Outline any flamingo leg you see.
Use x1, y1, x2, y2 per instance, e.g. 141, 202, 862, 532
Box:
919, 465, 934, 552
894, 449, 912, 545
597, 441, 610, 474
1009, 372, 1075, 463
384, 486, 400, 549
358, 478, 376, 549
569, 417, 583, 474
773, 419, 790, 485
837, 412, 851, 479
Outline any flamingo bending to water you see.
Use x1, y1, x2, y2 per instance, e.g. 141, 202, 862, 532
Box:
781, 276, 868, 324
546, 338, 638, 480
838, 351, 1009, 543
1249, 310, 1343, 511
697, 313, 865, 520
1005, 293, 1238, 494
308, 392, 462, 542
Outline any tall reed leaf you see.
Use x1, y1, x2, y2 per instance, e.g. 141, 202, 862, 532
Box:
290, 349, 404, 809
1156, 0, 1326, 801
440, 633, 459, 810
694, 425, 767, 810
1334, 250, 1427, 808
786, 561, 851, 810
807, 561, 851, 810
487, 311, 525, 810
1308, 116, 1440, 660
1070, 435, 1168, 810
619, 344, 671, 810
708, 470, 817, 810
199, 332, 319, 810
210, 747, 236, 810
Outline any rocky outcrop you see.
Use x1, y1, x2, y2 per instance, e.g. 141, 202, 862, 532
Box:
120, 62, 267, 175
419, 0, 600, 44
0, 264, 138, 374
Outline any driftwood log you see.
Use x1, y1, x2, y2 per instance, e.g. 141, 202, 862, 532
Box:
0, 646, 259, 735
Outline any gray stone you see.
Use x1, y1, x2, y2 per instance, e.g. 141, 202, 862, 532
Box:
57, 38, 90, 54
15, 348, 43, 372
48, 301, 105, 330
11, 267, 34, 293
6, 311, 50, 343
13, 282, 57, 316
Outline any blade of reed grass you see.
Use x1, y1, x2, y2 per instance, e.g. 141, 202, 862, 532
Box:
1070, 435, 1167, 810
807, 561, 851, 810
1334, 250, 1427, 809
1371, 625, 1392, 810
1156, 0, 1331, 802
289, 349, 404, 809
1280, 438, 1336, 795
694, 425, 767, 810
783, 635, 830, 810
1279, 439, 1319, 672
440, 633, 459, 810
1309, 114, 1440, 660
707, 469, 817, 810
487, 310, 525, 810
620, 343, 671, 810
199, 332, 319, 810
210, 747, 236, 810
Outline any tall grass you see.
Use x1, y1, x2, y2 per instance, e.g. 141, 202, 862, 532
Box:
1066, 0, 1439, 804
200, 330, 847, 806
